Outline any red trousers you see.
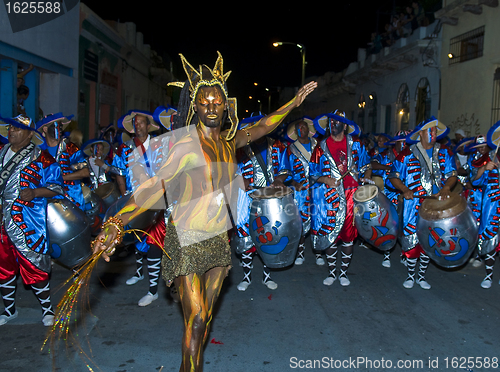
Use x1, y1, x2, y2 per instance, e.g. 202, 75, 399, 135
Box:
0, 226, 49, 285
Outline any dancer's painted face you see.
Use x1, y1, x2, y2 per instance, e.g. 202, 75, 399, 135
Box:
421, 126, 437, 145
329, 119, 345, 136
296, 120, 309, 139
194, 86, 226, 128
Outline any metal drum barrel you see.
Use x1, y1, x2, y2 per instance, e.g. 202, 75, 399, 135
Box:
353, 184, 399, 251
94, 182, 120, 210
104, 192, 159, 244
249, 186, 302, 268
417, 193, 477, 268
47, 198, 92, 268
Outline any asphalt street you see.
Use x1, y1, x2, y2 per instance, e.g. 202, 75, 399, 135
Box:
0, 238, 499, 372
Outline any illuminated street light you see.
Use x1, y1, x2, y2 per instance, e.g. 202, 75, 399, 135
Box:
272, 41, 306, 87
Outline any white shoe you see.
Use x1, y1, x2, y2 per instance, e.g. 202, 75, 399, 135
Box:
339, 276, 350, 287
126, 274, 144, 286
0, 310, 18, 326
263, 280, 278, 290
294, 257, 304, 265
382, 259, 391, 268
237, 281, 251, 291
42, 314, 55, 327
481, 279, 492, 289
315, 257, 325, 266
403, 279, 414, 289
472, 259, 483, 268
138, 292, 158, 306
416, 279, 431, 290
323, 276, 336, 286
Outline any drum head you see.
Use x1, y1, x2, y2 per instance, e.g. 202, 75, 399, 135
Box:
419, 193, 466, 220
249, 186, 292, 199
95, 183, 116, 198
353, 184, 378, 203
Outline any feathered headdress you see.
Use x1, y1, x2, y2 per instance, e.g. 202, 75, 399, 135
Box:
168, 52, 239, 140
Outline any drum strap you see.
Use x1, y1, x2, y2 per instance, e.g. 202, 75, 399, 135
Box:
250, 143, 272, 186
0, 142, 35, 198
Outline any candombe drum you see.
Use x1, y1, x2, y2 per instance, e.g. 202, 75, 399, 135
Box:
249, 186, 302, 268
47, 198, 92, 268
94, 182, 121, 210
83, 187, 105, 235
104, 192, 160, 245
353, 184, 399, 251
416, 193, 477, 268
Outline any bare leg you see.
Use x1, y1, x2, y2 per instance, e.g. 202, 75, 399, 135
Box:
175, 266, 229, 372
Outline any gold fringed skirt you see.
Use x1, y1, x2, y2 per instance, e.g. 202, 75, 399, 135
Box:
161, 223, 231, 287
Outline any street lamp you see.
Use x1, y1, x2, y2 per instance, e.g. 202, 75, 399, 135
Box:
273, 41, 306, 87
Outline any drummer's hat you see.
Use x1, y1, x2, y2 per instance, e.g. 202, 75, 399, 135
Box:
0, 114, 44, 145
407, 116, 447, 143
487, 119, 500, 150
238, 112, 266, 130
118, 110, 159, 134
35, 112, 72, 133
453, 136, 475, 154
384, 130, 408, 146
313, 109, 360, 137
465, 135, 488, 152
285, 116, 316, 142
82, 139, 111, 158
153, 105, 177, 131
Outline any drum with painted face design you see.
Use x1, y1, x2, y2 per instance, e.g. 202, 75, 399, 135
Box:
417, 193, 477, 268
249, 186, 302, 268
353, 184, 399, 251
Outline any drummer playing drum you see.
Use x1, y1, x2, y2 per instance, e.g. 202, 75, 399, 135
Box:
388, 117, 457, 290
309, 110, 372, 287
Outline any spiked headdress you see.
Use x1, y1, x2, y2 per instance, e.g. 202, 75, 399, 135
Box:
168, 52, 239, 140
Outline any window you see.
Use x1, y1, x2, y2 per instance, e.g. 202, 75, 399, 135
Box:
397, 83, 410, 131
448, 26, 485, 65
415, 78, 431, 124
357, 93, 366, 129
367, 92, 377, 134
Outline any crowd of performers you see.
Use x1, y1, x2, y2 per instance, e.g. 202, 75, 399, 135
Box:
0, 99, 499, 333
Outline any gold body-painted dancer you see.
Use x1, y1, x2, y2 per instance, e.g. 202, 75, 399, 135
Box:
93, 52, 317, 372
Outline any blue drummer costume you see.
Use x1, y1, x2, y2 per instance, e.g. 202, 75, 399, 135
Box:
235, 114, 288, 291
112, 108, 176, 306
280, 117, 324, 266
36, 113, 87, 211
309, 110, 371, 287
370, 131, 408, 267
387, 117, 457, 290
0, 115, 64, 327
469, 124, 500, 289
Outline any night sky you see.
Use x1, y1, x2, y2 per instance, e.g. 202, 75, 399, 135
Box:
82, 1, 404, 113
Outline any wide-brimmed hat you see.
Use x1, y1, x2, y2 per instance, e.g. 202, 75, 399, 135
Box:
118, 110, 159, 134
454, 136, 475, 153
82, 139, 111, 157
285, 116, 316, 142
238, 112, 266, 130
314, 110, 360, 137
487, 120, 500, 150
465, 135, 488, 152
35, 112, 71, 133
384, 131, 408, 146
0, 114, 44, 145
407, 116, 448, 143
153, 105, 177, 131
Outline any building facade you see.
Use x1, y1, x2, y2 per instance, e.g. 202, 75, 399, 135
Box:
435, 0, 500, 137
